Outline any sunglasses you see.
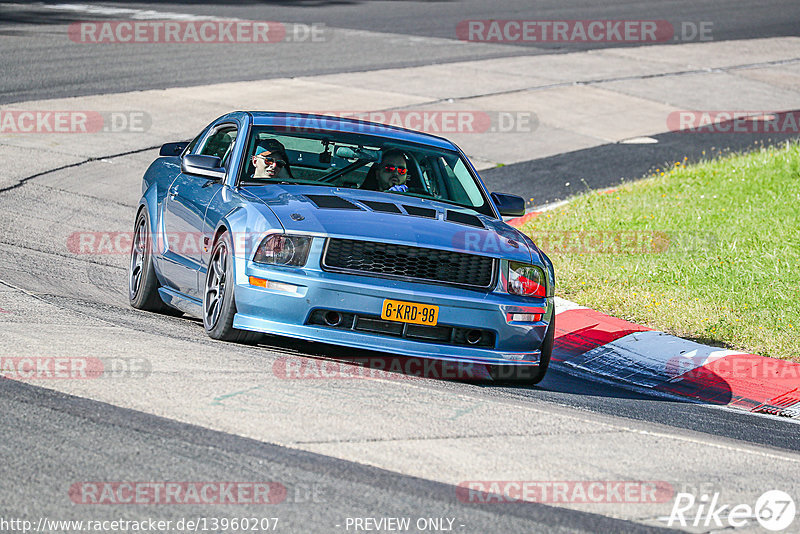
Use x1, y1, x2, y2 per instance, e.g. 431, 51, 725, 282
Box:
383, 164, 407, 175
255, 155, 286, 168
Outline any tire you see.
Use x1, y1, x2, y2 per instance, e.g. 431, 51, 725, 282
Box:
489, 315, 555, 385
202, 231, 262, 344
129, 208, 182, 315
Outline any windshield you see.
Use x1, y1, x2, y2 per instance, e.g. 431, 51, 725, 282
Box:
239, 126, 492, 215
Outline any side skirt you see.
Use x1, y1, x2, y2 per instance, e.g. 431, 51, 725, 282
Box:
158, 287, 203, 318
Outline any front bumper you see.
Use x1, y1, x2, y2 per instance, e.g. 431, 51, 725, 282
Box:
233, 259, 553, 366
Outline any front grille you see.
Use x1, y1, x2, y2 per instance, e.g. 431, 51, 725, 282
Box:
307, 309, 495, 348
322, 238, 495, 289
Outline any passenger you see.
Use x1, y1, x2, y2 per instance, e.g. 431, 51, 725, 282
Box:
360, 149, 412, 193
251, 139, 292, 180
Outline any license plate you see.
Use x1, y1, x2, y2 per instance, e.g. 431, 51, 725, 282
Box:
381, 299, 439, 326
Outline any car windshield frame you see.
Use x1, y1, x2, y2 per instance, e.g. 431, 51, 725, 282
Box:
236, 126, 495, 216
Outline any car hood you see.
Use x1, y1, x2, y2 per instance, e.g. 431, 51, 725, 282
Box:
240, 185, 534, 263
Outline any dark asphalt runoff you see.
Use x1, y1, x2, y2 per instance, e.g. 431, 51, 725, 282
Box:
482, 126, 800, 208
1, 1, 799, 103
0, 377, 678, 534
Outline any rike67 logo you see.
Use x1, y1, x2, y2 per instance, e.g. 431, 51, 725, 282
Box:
664, 490, 796, 531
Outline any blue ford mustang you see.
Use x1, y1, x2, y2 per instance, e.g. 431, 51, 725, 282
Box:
129, 112, 555, 383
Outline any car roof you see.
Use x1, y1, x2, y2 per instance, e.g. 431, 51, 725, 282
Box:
247, 111, 458, 150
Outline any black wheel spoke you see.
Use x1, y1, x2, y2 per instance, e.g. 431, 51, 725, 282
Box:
129, 217, 148, 300
204, 242, 228, 329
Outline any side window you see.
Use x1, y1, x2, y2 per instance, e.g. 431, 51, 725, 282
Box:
447, 158, 484, 206
184, 130, 205, 155
199, 126, 238, 166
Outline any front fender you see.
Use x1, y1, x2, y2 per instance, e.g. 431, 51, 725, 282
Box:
138, 181, 159, 238
211, 205, 280, 289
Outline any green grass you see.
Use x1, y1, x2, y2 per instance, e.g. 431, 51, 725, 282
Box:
519, 141, 800, 361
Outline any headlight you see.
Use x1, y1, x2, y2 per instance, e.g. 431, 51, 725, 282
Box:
253, 234, 312, 266
507, 262, 546, 297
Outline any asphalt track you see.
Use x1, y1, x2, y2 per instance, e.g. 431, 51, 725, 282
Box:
0, 134, 798, 531
2, 1, 800, 103
1, 2, 800, 533
1, 379, 677, 534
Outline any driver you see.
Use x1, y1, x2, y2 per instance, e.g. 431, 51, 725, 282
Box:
360, 149, 412, 192
251, 140, 292, 180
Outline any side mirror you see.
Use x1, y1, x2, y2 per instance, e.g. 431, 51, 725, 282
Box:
491, 192, 525, 217
181, 154, 225, 181
159, 142, 188, 157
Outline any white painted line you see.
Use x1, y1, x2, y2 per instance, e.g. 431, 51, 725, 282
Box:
40, 3, 231, 21
554, 297, 587, 313
502, 200, 569, 224
618, 136, 659, 144
534, 199, 570, 213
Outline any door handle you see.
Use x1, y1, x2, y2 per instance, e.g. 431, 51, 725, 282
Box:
168, 187, 178, 199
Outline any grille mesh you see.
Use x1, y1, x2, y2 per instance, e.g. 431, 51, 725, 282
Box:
322, 238, 494, 289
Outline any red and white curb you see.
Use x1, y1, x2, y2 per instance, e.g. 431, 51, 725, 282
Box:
550, 298, 800, 419
506, 208, 799, 419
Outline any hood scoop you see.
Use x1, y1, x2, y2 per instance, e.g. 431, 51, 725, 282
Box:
403, 205, 437, 219
446, 210, 485, 229
360, 200, 402, 214
305, 195, 363, 210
